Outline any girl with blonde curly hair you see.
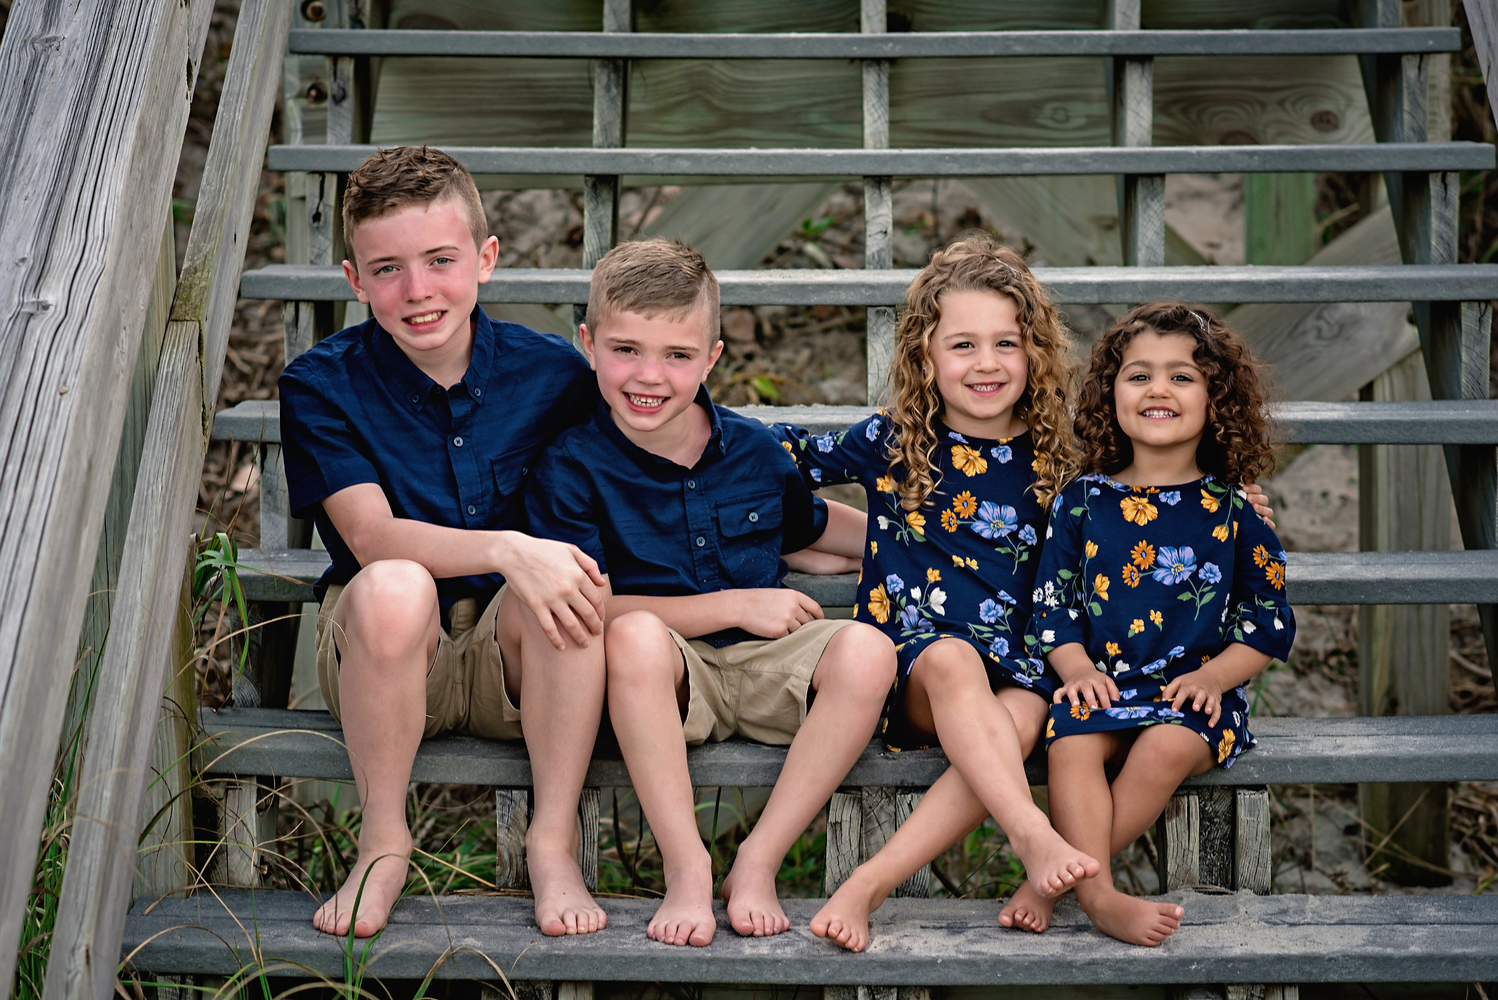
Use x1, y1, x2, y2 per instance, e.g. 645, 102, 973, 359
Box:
1032, 303, 1295, 947
774, 234, 1098, 952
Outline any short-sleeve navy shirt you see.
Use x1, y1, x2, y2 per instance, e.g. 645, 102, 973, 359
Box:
279, 306, 597, 612
524, 387, 829, 645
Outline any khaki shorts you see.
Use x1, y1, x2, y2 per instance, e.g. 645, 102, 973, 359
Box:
671, 618, 855, 746
316, 583, 524, 741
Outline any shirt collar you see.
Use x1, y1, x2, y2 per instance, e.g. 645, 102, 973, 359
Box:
596, 384, 725, 470
370, 304, 494, 411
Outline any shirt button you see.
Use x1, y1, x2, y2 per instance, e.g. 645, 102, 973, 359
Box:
474, 387, 483, 396
748, 511, 759, 523
467, 505, 477, 515
453, 436, 464, 447
695, 536, 706, 547
687, 479, 696, 489
410, 394, 420, 403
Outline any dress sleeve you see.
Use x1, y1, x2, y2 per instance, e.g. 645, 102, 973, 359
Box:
1224, 491, 1296, 661
1026, 482, 1091, 657
279, 365, 381, 518
522, 442, 610, 576
770, 412, 889, 490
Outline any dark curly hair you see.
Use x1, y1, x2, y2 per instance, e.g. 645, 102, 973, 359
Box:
1075, 302, 1277, 485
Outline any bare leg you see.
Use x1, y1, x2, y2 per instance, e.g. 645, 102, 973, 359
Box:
988, 688, 1058, 933
1048, 729, 1204, 946
496, 589, 608, 937
604, 612, 716, 946
901, 640, 1098, 898
312, 560, 436, 938
1107, 724, 1216, 848
721, 623, 894, 937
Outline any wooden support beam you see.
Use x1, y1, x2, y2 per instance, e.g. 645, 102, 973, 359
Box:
1464, 0, 1498, 132
37, 3, 290, 997
1244, 174, 1316, 265
862, 0, 894, 404
573, 0, 629, 335
0, 0, 220, 986
1108, 0, 1164, 268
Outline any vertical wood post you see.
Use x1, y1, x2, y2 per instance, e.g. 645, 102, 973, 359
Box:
575, 0, 630, 336
862, 0, 895, 404
1156, 790, 1200, 890
1244, 174, 1316, 266
1106, 0, 1163, 267
1359, 352, 1453, 884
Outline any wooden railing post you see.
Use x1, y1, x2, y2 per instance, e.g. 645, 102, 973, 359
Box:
573, 0, 630, 338
1107, 0, 1163, 268
862, 0, 894, 404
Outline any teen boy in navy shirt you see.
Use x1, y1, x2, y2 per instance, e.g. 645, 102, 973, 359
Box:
526, 239, 895, 947
279, 147, 608, 940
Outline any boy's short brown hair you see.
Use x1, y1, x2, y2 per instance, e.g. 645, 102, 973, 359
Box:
586, 238, 720, 341
342, 146, 488, 265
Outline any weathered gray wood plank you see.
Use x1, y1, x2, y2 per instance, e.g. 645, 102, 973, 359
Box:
42, 4, 291, 999
1465, 0, 1498, 135
0, 0, 217, 986
121, 890, 1498, 985
239, 262, 1498, 305
196, 709, 1498, 788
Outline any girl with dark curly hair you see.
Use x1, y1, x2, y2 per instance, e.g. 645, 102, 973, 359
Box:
1030, 303, 1296, 947
774, 234, 1100, 952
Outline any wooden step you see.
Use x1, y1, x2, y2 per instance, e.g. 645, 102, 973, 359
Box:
121, 889, 1498, 986
267, 142, 1495, 179
215, 399, 1498, 445
240, 262, 1498, 306
226, 546, 1498, 607
290, 27, 1461, 60
199, 708, 1498, 788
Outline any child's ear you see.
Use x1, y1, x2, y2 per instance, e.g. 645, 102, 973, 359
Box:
705, 337, 724, 375
341, 259, 369, 304
578, 323, 598, 368
477, 235, 499, 283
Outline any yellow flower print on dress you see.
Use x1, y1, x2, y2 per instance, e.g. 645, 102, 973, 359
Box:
906, 510, 927, 533
1200, 489, 1220, 513
1085, 540, 1099, 559
1131, 540, 1155, 570
951, 554, 964, 567
1046, 717, 1055, 740
1217, 729, 1236, 763
952, 445, 988, 476
926, 567, 941, 583
1070, 703, 1092, 721
1105, 641, 1121, 657
1265, 560, 1285, 590
1121, 495, 1159, 526
1121, 564, 1140, 588
953, 491, 977, 517
1149, 609, 1163, 628
1094, 574, 1110, 601
876, 475, 896, 493
871, 541, 878, 556
965, 557, 979, 570
940, 509, 959, 532
1212, 524, 1230, 542
868, 584, 891, 624
1253, 544, 1270, 568
1128, 618, 1146, 637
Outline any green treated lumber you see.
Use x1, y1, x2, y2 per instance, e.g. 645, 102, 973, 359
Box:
0, 0, 216, 989
1245, 173, 1318, 265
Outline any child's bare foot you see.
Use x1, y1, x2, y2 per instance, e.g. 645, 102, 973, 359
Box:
312, 843, 411, 937
648, 853, 717, 947
809, 870, 882, 952
529, 848, 608, 936
1007, 824, 1101, 897
720, 859, 791, 937
997, 880, 1055, 933
1080, 889, 1184, 946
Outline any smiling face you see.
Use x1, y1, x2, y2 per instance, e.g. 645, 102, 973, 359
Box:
1113, 330, 1209, 478
342, 198, 499, 384
580, 306, 723, 454
928, 288, 1028, 439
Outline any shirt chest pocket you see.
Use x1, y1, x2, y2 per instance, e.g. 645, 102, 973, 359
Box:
715, 492, 783, 587
489, 454, 527, 526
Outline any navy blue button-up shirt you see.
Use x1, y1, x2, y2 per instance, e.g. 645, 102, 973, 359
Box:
280, 306, 597, 612
524, 387, 828, 644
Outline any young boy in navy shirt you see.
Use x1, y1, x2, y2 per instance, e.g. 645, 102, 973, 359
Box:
525, 239, 896, 947
280, 147, 609, 939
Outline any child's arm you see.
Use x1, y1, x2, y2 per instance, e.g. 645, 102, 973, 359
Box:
1160, 644, 1270, 728
607, 588, 826, 640
323, 483, 607, 649
783, 498, 865, 573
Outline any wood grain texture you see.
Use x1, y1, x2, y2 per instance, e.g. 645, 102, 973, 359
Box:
1198, 786, 1235, 890
41, 4, 290, 999
0, 0, 219, 986
1234, 787, 1272, 894
1158, 791, 1200, 890
824, 790, 862, 893
1464, 0, 1498, 132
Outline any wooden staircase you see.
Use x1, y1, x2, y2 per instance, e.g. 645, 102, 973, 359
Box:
116, 1, 1498, 998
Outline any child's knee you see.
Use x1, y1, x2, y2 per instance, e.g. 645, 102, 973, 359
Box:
821, 623, 896, 689
604, 611, 678, 680
911, 638, 984, 689
342, 560, 437, 640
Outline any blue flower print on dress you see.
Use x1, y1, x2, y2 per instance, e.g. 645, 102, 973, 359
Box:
979, 599, 1001, 623
814, 432, 837, 453
1152, 545, 1197, 585
1106, 706, 1155, 719
1157, 707, 1186, 719
1019, 524, 1038, 545
998, 590, 1016, 605
1169, 645, 1186, 659
991, 444, 1013, 463
885, 573, 905, 595
948, 431, 968, 443
1142, 657, 1169, 676
809, 467, 823, 483
865, 417, 881, 440
1200, 562, 1222, 585
989, 635, 1010, 657
1117, 688, 1138, 700
1160, 491, 1181, 506
971, 502, 1018, 539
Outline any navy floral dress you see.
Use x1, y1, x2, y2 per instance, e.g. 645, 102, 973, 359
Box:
775, 414, 1056, 750
1030, 474, 1295, 768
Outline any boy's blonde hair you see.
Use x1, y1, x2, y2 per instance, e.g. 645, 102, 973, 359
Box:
342, 146, 488, 264
885, 234, 1076, 510
586, 238, 720, 342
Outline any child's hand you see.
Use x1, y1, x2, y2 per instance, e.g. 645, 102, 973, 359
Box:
782, 548, 862, 574
1052, 672, 1120, 712
738, 588, 826, 638
1161, 669, 1226, 727
1242, 482, 1275, 528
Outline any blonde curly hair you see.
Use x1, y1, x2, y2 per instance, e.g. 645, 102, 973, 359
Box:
883, 234, 1076, 511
